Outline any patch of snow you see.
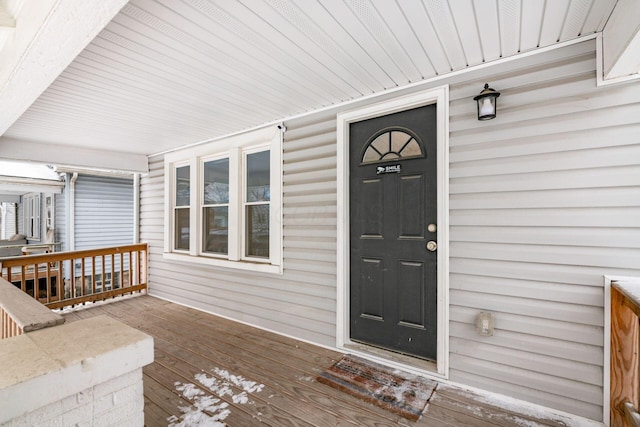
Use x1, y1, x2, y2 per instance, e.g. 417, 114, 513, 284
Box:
170, 408, 227, 427
232, 392, 249, 404
212, 367, 265, 393
514, 419, 548, 427
433, 395, 546, 426
436, 383, 600, 427
169, 367, 265, 426
168, 383, 229, 427
0, 160, 60, 180
474, 393, 593, 427
176, 383, 205, 400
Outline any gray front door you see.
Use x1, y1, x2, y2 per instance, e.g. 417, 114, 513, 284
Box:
349, 104, 437, 360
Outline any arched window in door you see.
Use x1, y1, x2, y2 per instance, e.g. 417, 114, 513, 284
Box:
361, 128, 424, 164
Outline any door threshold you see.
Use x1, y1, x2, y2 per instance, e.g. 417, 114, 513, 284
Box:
343, 342, 440, 378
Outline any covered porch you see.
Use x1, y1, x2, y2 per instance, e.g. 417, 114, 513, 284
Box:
2, 1, 640, 425
62, 294, 584, 426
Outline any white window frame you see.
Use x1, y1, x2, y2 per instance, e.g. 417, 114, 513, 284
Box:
241, 146, 272, 262
23, 193, 41, 241
164, 125, 283, 274
172, 161, 191, 254
45, 194, 54, 233
200, 153, 231, 259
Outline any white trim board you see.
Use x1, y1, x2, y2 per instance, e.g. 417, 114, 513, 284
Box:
336, 85, 450, 379
0, 138, 148, 173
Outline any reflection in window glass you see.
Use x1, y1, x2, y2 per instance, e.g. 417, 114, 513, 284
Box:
175, 165, 190, 251
203, 206, 228, 255
245, 150, 270, 258
202, 159, 229, 255
203, 159, 229, 204
246, 151, 270, 202
176, 166, 190, 206
246, 205, 269, 258
175, 207, 190, 250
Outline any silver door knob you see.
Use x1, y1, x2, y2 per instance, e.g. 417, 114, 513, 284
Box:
426, 241, 437, 252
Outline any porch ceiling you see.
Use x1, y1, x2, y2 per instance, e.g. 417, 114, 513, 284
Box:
0, 0, 622, 171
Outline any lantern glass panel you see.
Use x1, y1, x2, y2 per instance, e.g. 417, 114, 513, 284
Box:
478, 97, 495, 118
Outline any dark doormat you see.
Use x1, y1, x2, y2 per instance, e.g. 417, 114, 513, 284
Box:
317, 355, 437, 421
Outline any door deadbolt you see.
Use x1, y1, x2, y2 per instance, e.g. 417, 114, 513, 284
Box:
427, 223, 437, 233
426, 241, 438, 252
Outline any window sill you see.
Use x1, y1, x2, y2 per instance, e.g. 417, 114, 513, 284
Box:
162, 252, 282, 275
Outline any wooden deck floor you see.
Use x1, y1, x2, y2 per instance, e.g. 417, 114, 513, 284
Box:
61, 295, 577, 427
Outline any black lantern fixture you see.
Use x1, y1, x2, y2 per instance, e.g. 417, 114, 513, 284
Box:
473, 83, 500, 120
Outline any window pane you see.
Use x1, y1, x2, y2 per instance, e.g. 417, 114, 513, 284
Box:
400, 140, 422, 157
203, 206, 228, 254
363, 146, 380, 163
176, 166, 190, 206
391, 131, 412, 153
203, 159, 229, 204
370, 133, 389, 153
246, 204, 269, 258
246, 151, 270, 202
175, 208, 190, 250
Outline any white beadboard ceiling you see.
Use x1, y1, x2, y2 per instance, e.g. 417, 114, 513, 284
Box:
0, 0, 619, 169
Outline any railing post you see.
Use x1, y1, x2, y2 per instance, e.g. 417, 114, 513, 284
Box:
611, 284, 640, 427
0, 277, 64, 339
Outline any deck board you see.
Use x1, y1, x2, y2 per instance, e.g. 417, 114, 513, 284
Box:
60, 295, 576, 426
143, 395, 174, 427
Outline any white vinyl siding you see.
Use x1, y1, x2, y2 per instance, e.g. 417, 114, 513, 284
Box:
144, 117, 336, 345
74, 175, 134, 250
447, 40, 640, 421
139, 39, 640, 422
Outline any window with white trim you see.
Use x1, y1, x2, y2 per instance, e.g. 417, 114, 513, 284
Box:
164, 126, 283, 273
23, 193, 41, 240
174, 164, 191, 251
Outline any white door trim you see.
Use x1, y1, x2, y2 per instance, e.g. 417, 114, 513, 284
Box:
336, 85, 450, 379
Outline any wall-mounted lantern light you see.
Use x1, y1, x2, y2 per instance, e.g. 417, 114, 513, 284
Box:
473, 83, 500, 120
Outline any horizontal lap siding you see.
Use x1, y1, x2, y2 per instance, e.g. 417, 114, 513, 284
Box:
139, 40, 640, 422
142, 111, 338, 347
448, 41, 640, 421
74, 175, 134, 249
54, 192, 66, 252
